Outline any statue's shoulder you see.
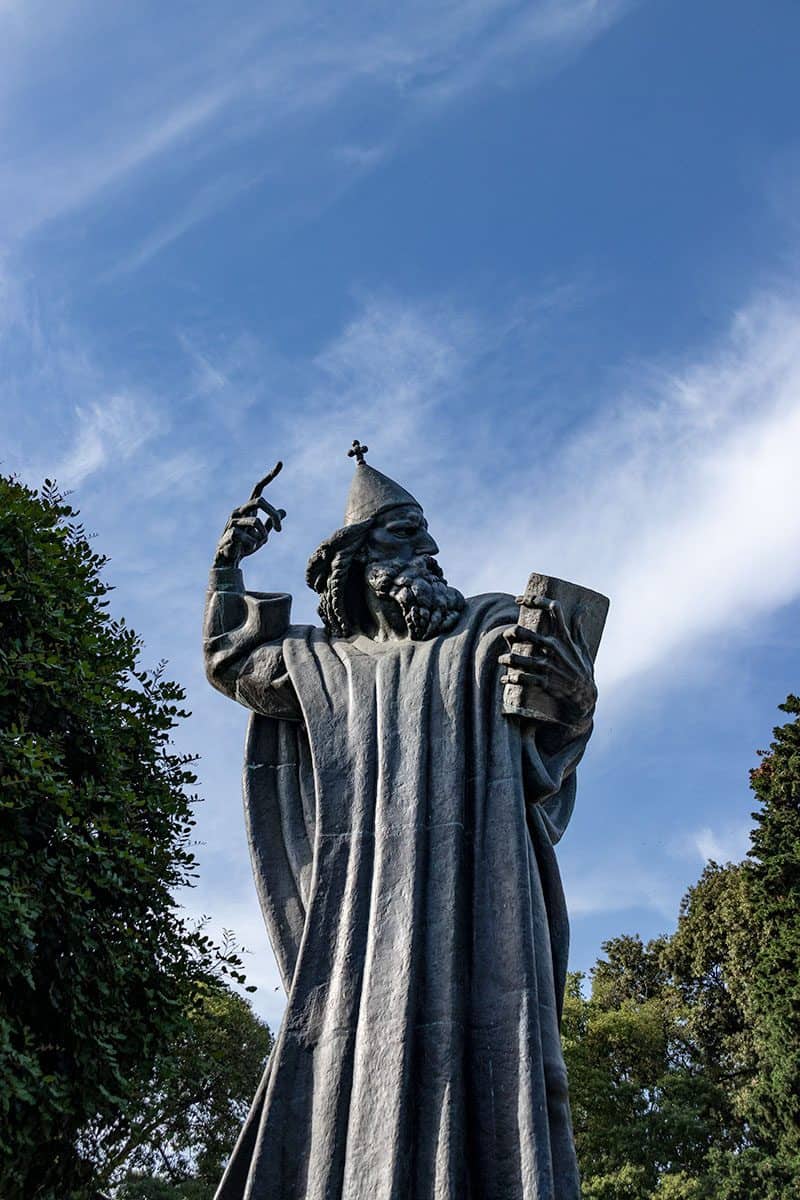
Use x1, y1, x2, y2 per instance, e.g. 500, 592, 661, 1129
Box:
466, 591, 516, 606
462, 592, 518, 630
281, 623, 323, 646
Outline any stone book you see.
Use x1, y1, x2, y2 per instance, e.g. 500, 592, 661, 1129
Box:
503, 572, 610, 724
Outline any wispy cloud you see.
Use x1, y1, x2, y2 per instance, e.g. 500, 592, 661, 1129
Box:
49, 394, 162, 488
0, 0, 636, 254
1, 86, 237, 242
101, 170, 265, 279
1, 269, 165, 489
544, 292, 800, 697
679, 822, 752, 865
408, 0, 632, 106
424, 288, 800, 702
564, 856, 678, 920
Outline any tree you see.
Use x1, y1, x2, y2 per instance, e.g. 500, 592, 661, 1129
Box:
667, 699, 800, 1198
565, 697, 800, 1199
90, 982, 272, 1193
115, 1176, 211, 1200
0, 477, 247, 1198
746, 698, 800, 1165
563, 935, 733, 1198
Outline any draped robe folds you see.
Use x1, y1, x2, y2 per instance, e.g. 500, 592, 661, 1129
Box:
204, 566, 589, 1200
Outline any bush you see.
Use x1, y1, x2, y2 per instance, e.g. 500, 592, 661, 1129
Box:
0, 477, 246, 1198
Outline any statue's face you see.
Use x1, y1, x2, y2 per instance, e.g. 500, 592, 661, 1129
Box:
359, 503, 465, 640
362, 504, 439, 567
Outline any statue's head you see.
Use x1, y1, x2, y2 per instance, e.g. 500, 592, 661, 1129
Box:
306, 442, 465, 640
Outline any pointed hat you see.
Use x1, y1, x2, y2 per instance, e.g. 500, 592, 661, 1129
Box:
343, 439, 421, 525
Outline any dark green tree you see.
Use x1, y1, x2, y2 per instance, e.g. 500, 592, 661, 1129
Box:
716, 696, 800, 1197
0, 477, 247, 1198
668, 699, 800, 1198
90, 982, 272, 1194
565, 697, 800, 1199
747, 697, 800, 1163
115, 1177, 211, 1200
563, 934, 733, 1198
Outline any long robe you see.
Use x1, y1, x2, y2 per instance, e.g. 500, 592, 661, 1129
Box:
204, 566, 588, 1200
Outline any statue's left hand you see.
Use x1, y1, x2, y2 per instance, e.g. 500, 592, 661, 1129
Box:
499, 599, 597, 730
213, 462, 286, 569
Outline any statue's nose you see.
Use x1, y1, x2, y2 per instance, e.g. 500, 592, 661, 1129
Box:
417, 530, 439, 556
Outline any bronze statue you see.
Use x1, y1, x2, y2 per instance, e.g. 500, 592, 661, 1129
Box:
204, 444, 607, 1199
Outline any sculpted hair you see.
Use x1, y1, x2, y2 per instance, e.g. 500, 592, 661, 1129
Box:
305, 519, 373, 637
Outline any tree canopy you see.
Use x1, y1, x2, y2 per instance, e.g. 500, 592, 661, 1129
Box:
0, 477, 250, 1198
93, 981, 272, 1197
564, 696, 800, 1199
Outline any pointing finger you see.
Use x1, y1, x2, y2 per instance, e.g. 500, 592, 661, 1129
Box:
250, 461, 283, 500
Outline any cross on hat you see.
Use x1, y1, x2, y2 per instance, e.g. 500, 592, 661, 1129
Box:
348, 439, 369, 465
342, 443, 420, 524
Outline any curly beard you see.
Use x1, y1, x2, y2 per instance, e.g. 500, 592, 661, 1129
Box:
364, 554, 465, 641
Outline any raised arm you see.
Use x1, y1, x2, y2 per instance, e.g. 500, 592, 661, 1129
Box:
204, 464, 301, 722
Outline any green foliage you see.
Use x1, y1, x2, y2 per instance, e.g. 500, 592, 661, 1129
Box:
563, 934, 733, 1198
91, 982, 272, 1191
116, 1176, 212, 1200
702, 1145, 798, 1200
666, 698, 800, 1195
666, 861, 756, 1085
745, 696, 800, 1177
653, 1173, 706, 1199
566, 697, 800, 1199
0, 477, 248, 1198
581, 1163, 651, 1200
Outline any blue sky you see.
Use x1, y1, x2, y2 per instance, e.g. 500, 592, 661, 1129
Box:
3, 0, 800, 1027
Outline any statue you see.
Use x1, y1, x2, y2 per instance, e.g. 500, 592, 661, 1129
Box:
203, 443, 608, 1200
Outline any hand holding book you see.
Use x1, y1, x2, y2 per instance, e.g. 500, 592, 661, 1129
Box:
500, 573, 609, 729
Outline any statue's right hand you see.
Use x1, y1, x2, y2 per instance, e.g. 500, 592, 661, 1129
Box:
213, 462, 286, 569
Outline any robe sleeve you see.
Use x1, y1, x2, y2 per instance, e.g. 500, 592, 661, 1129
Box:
203, 565, 302, 721
477, 598, 591, 845
518, 721, 591, 844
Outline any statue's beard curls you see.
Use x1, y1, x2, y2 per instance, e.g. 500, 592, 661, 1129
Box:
364, 554, 465, 641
